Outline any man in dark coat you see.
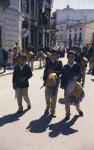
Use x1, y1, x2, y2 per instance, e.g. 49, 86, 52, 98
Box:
43, 49, 63, 117
12, 55, 33, 113
60, 51, 84, 121
0, 44, 8, 72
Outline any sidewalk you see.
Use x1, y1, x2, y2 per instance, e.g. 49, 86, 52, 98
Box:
0, 60, 44, 77
0, 69, 13, 76
0, 58, 65, 77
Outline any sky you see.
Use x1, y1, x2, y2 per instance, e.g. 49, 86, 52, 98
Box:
52, 0, 94, 12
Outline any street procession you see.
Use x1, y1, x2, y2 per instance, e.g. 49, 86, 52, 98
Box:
0, 0, 94, 150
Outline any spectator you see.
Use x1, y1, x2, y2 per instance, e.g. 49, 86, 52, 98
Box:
0, 44, 8, 72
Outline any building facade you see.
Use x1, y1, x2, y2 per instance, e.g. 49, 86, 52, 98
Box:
56, 22, 67, 47
0, 0, 53, 51
67, 21, 94, 46
20, 0, 53, 51
0, 0, 19, 50
55, 5, 94, 47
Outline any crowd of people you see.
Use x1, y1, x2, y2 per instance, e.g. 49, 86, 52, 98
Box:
1, 42, 94, 121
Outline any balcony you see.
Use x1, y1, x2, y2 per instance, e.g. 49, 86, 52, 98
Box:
0, 0, 10, 9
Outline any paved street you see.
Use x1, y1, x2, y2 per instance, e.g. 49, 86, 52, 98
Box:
0, 58, 94, 150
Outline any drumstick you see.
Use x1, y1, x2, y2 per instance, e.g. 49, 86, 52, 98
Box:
40, 85, 44, 89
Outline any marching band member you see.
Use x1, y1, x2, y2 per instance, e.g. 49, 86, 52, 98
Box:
26, 43, 35, 71
12, 55, 32, 114
60, 51, 84, 121
73, 46, 88, 87
88, 44, 94, 73
43, 49, 63, 117
79, 47, 88, 87
14, 42, 22, 53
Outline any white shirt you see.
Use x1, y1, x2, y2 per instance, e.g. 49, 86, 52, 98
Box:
67, 62, 76, 68
19, 64, 25, 71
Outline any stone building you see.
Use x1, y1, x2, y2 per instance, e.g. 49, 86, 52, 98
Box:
0, 0, 53, 51
20, 0, 53, 51
0, 0, 19, 50
55, 5, 94, 47
67, 21, 94, 46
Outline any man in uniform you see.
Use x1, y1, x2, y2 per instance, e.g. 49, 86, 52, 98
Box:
12, 55, 32, 113
43, 49, 63, 117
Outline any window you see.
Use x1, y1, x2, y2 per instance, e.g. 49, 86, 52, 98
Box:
68, 34, 72, 43
70, 29, 71, 32
80, 28, 82, 31
21, 0, 29, 13
92, 33, 94, 42
31, 0, 34, 19
0, 26, 2, 44
69, 34, 71, 40
74, 33, 77, 42
75, 28, 77, 31
75, 33, 77, 39
79, 33, 82, 42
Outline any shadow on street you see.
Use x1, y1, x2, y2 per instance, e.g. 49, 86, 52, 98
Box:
26, 114, 52, 133
0, 109, 28, 127
49, 115, 79, 138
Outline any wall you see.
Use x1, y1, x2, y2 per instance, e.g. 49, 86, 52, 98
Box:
84, 22, 94, 45
0, 0, 19, 50
67, 21, 94, 46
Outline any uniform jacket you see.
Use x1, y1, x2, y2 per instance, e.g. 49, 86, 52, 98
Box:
60, 63, 82, 89
13, 64, 32, 88
43, 58, 63, 82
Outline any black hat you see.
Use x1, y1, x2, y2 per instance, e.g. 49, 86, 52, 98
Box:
67, 50, 76, 57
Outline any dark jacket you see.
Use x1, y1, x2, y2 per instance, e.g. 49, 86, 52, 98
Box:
27, 46, 35, 53
75, 51, 88, 68
0, 48, 8, 62
43, 58, 63, 82
75, 52, 82, 64
88, 47, 94, 58
60, 63, 82, 89
13, 64, 32, 88
3, 49, 8, 62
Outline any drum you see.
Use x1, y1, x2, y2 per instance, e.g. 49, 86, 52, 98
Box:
66, 81, 84, 99
38, 51, 46, 60
46, 73, 57, 87
81, 57, 88, 67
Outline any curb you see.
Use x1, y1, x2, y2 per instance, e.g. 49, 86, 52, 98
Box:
0, 71, 13, 77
